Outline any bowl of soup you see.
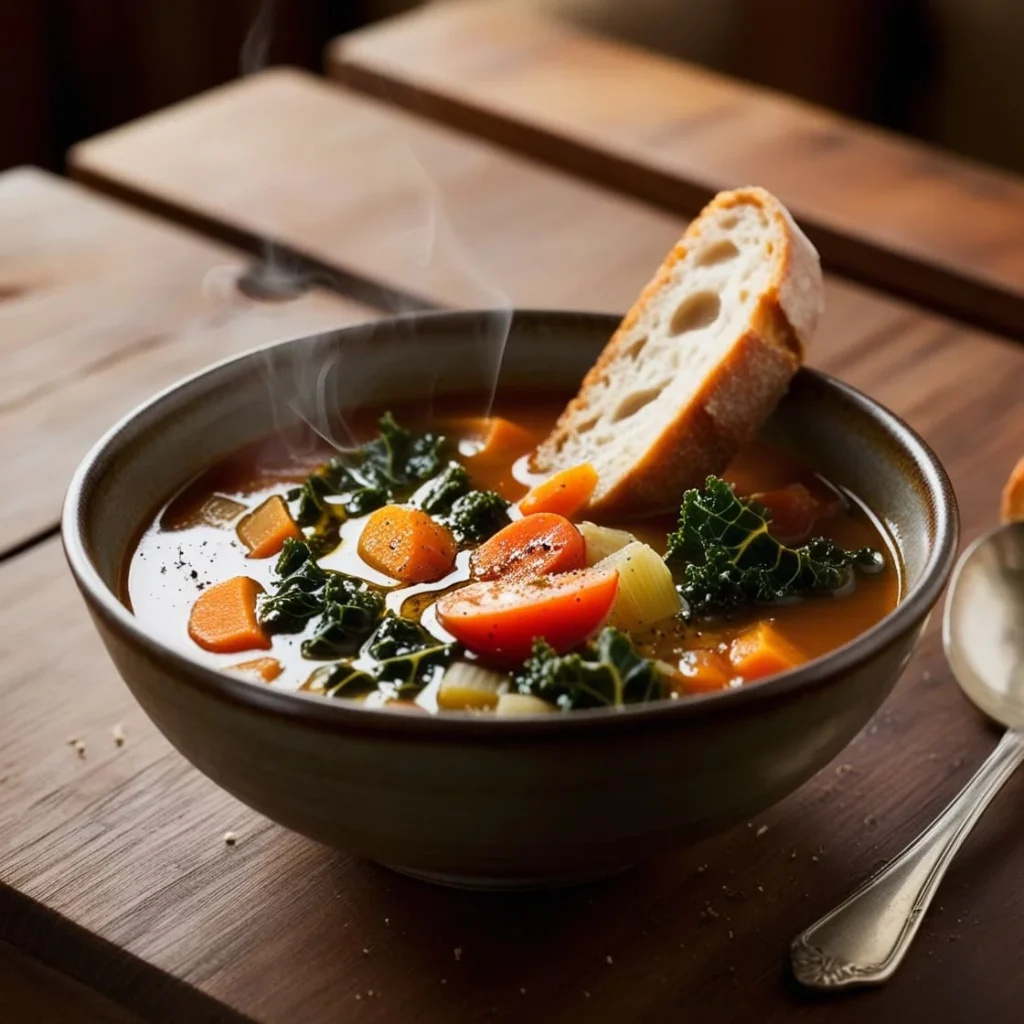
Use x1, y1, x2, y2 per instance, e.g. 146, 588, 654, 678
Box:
63, 311, 957, 888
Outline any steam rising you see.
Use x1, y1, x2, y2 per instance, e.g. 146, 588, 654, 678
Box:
238, 0, 513, 458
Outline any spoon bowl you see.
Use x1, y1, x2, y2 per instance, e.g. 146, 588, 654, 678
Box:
792, 519, 1024, 989
944, 521, 1024, 727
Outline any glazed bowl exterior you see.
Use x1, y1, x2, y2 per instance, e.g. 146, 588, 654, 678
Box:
62, 311, 958, 888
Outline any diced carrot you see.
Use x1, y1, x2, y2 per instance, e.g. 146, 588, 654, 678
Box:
469, 512, 586, 581
751, 484, 841, 545
227, 657, 282, 683
188, 577, 271, 654
448, 416, 536, 461
435, 566, 619, 660
674, 649, 735, 694
519, 463, 599, 519
358, 505, 457, 583
728, 623, 806, 682
236, 494, 302, 558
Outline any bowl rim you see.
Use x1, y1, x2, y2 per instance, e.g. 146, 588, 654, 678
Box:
62, 309, 959, 739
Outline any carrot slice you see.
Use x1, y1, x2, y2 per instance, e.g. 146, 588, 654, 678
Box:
470, 512, 585, 581
435, 566, 619, 660
728, 623, 806, 681
236, 494, 302, 558
227, 657, 282, 682
447, 416, 536, 461
751, 484, 841, 545
520, 463, 598, 519
358, 505, 457, 583
675, 650, 734, 694
188, 577, 271, 654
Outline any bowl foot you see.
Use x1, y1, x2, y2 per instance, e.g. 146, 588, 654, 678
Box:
378, 861, 634, 891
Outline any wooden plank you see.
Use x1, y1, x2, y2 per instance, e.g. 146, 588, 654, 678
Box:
0, 943, 142, 1024
1, 299, 1021, 1021
0, 167, 374, 558
328, 1, 1024, 340
63, 68, 951, 401
69, 68, 693, 314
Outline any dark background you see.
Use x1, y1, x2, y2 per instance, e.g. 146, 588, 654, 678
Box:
3, 0, 1021, 177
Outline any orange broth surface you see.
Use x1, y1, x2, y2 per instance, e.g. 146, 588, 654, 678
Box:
126, 394, 900, 710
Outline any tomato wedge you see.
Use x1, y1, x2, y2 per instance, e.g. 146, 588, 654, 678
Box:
435, 566, 619, 660
470, 512, 586, 581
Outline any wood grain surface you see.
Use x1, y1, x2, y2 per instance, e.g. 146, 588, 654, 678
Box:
69, 68, 687, 315
64, 68, 957, 382
3, 47, 1022, 1024
0, 942, 142, 1024
329, 1, 1024, 340
0, 167, 374, 557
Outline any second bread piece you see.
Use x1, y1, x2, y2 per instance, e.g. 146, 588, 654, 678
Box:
531, 187, 824, 517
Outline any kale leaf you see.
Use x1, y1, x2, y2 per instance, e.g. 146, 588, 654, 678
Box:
306, 662, 378, 699
310, 613, 460, 700
362, 614, 460, 695
256, 539, 331, 633
665, 476, 884, 616
417, 461, 471, 515
287, 413, 446, 551
357, 412, 445, 490
444, 489, 511, 543
301, 574, 385, 659
257, 539, 384, 655
512, 627, 667, 710
414, 460, 510, 542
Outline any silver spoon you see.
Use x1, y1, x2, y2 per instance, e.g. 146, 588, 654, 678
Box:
791, 520, 1024, 990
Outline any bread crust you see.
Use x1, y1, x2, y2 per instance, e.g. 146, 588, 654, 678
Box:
531, 187, 822, 518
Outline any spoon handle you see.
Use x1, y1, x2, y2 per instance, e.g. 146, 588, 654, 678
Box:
791, 727, 1024, 990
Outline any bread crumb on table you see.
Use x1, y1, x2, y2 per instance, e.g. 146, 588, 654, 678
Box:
755, 824, 768, 837
72, 739, 86, 758
223, 831, 237, 846
112, 723, 126, 747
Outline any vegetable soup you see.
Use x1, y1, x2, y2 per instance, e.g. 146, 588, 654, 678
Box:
126, 394, 899, 713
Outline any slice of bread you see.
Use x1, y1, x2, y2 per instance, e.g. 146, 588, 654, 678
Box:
530, 186, 824, 517
1001, 457, 1024, 522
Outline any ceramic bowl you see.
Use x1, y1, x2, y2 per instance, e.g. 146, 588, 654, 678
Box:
62, 311, 958, 888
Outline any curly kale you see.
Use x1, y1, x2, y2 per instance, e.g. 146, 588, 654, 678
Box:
363, 615, 459, 694
286, 413, 446, 551
305, 662, 378, 699
444, 490, 511, 543
416, 461, 472, 515
513, 627, 667, 711
357, 412, 445, 490
301, 575, 385, 659
257, 539, 384, 656
665, 476, 884, 616
256, 539, 332, 633
310, 613, 459, 700
414, 460, 510, 542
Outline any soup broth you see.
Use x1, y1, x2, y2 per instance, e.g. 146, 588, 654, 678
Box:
127, 394, 899, 712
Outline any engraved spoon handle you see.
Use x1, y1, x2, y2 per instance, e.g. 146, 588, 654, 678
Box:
791, 727, 1024, 990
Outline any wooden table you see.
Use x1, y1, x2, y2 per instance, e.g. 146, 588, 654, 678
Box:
2, 7, 1023, 1023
